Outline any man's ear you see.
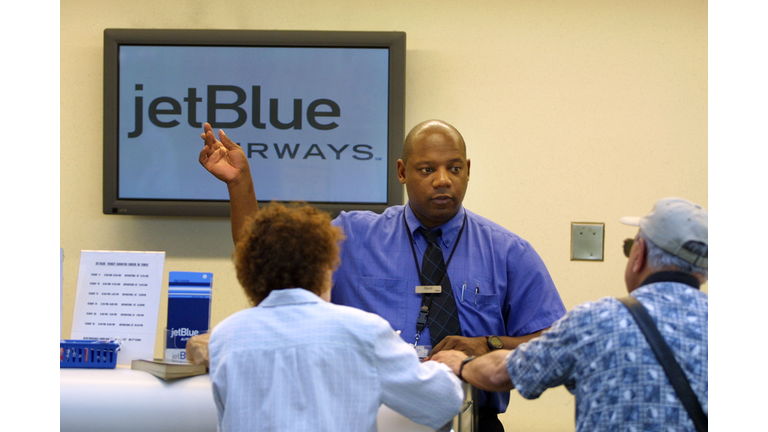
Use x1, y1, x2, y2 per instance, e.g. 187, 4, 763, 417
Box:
632, 238, 647, 274
396, 159, 406, 184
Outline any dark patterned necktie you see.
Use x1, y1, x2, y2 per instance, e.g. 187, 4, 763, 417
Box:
417, 227, 462, 347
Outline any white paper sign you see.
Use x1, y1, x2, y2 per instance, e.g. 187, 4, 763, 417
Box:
71, 250, 165, 365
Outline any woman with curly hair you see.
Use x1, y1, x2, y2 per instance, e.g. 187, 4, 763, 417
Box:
208, 203, 463, 432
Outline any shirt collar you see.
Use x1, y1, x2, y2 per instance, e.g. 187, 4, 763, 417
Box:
258, 288, 323, 308
403, 204, 466, 248
639, 270, 701, 290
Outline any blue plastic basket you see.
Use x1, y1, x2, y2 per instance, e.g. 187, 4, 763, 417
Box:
60, 340, 119, 369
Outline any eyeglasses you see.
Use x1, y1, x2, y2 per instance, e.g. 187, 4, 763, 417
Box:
623, 238, 634, 257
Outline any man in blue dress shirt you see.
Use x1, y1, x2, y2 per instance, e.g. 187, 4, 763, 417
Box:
198, 119, 566, 431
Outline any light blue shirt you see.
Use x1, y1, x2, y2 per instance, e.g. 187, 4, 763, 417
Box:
506, 277, 708, 432
331, 204, 566, 413
209, 288, 463, 432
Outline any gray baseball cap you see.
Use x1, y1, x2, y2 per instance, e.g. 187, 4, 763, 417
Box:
620, 197, 707, 268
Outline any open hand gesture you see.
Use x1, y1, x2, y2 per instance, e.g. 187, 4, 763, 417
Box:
198, 122, 250, 184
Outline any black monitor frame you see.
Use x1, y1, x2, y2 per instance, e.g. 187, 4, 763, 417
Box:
103, 28, 406, 217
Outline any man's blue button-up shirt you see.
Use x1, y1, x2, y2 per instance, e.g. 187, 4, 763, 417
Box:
331, 204, 566, 413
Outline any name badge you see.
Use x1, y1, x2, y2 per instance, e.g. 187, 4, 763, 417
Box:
415, 345, 431, 359
415, 285, 442, 294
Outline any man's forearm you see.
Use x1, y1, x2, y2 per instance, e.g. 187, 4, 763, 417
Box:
499, 327, 548, 350
463, 350, 515, 392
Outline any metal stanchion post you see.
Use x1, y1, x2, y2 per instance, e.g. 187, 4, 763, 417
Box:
450, 383, 478, 432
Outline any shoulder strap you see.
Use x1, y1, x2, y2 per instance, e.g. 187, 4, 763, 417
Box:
618, 296, 708, 432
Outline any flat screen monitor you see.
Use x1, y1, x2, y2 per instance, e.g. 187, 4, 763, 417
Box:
103, 29, 406, 217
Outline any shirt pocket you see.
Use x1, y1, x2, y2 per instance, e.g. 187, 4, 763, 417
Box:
455, 274, 504, 336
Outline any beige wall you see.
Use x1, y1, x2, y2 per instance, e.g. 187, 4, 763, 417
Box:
60, 1, 707, 430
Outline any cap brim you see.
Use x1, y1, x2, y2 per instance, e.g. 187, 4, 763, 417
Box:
620, 216, 641, 226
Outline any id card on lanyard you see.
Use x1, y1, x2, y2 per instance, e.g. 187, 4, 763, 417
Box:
403, 209, 467, 355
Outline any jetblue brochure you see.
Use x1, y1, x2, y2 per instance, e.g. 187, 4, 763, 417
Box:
164, 271, 212, 364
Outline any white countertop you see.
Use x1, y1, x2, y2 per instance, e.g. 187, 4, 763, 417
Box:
60, 366, 460, 432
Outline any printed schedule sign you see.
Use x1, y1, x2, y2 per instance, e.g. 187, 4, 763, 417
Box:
71, 250, 165, 365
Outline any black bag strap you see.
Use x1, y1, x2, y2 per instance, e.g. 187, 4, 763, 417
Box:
618, 296, 707, 432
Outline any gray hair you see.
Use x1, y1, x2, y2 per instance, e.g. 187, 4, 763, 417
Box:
639, 231, 708, 278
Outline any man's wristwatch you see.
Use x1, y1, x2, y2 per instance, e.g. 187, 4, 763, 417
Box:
487, 335, 503, 351
459, 355, 476, 382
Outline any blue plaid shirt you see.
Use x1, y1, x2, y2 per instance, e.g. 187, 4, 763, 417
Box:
506, 272, 708, 431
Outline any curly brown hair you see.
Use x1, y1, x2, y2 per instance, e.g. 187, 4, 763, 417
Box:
233, 203, 345, 305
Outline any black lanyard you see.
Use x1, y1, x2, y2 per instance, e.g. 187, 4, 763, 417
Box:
403, 209, 467, 344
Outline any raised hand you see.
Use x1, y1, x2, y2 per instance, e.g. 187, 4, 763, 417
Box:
197, 123, 259, 244
198, 122, 250, 184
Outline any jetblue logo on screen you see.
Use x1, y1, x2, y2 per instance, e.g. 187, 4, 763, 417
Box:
243, 143, 373, 160
127, 84, 376, 161
128, 84, 340, 135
